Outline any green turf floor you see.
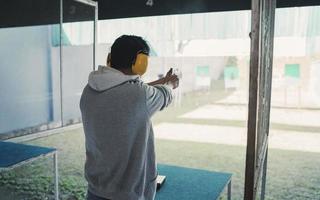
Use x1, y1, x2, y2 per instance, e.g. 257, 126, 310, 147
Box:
0, 128, 319, 200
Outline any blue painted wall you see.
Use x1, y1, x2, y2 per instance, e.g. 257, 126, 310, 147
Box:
0, 25, 57, 133
0, 25, 95, 135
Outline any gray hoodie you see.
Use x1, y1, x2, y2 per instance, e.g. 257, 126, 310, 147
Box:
80, 66, 173, 200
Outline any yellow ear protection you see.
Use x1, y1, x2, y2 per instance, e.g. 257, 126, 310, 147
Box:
132, 53, 148, 75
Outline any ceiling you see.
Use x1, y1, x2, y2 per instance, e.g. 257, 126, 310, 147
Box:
95, 0, 320, 20
0, 0, 319, 28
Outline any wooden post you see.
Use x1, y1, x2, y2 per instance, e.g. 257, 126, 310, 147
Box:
244, 0, 276, 199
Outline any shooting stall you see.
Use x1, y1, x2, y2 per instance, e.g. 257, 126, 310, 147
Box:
1, 0, 320, 199
0, 0, 97, 199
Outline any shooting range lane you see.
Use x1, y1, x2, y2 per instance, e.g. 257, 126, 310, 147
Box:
154, 123, 320, 153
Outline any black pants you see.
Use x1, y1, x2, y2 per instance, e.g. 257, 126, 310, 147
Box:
86, 190, 111, 200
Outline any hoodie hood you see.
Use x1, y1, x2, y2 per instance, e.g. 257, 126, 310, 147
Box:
88, 65, 140, 91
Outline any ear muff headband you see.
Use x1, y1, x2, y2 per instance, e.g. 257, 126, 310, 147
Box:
132, 53, 148, 75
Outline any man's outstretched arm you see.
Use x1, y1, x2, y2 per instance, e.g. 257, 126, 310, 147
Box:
143, 69, 179, 117
147, 78, 167, 86
147, 68, 179, 89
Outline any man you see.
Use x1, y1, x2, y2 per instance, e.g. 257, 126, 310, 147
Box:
80, 35, 179, 200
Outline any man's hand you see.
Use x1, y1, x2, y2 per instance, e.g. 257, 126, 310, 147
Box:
164, 68, 179, 89
165, 68, 173, 78
147, 68, 179, 89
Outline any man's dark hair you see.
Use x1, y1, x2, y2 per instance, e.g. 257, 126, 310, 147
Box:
110, 35, 150, 69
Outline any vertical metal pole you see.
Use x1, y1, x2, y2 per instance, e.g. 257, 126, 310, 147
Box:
260, 148, 268, 200
59, 0, 64, 127
54, 152, 59, 200
228, 180, 232, 200
93, 2, 98, 71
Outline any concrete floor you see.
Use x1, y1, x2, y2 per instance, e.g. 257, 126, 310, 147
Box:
180, 104, 320, 127
154, 122, 320, 153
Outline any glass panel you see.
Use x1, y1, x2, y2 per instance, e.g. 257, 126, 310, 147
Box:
98, 11, 251, 199
0, 24, 61, 138
62, 0, 95, 125
266, 6, 320, 200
